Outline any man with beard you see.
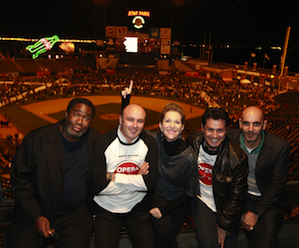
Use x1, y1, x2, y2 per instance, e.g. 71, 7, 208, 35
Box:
186, 107, 248, 248
10, 98, 100, 248
228, 106, 290, 248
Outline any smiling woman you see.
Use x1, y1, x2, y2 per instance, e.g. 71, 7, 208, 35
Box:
121, 81, 199, 248
159, 103, 185, 142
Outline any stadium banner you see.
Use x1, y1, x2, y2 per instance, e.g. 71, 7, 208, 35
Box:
4, 72, 19, 78
160, 28, 171, 39
106, 26, 117, 37
160, 39, 171, 54
106, 69, 116, 74
150, 28, 160, 38
36, 71, 51, 77
185, 72, 199, 77
117, 27, 128, 38
158, 71, 170, 75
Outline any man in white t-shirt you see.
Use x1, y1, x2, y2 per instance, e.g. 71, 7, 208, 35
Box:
186, 107, 248, 248
91, 104, 158, 248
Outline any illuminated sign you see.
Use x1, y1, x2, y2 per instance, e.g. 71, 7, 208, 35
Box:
0, 36, 94, 43
127, 10, 150, 32
59, 42, 75, 53
26, 35, 59, 59
237, 70, 260, 76
123, 37, 138, 53
160, 28, 171, 38
132, 16, 145, 29
128, 11, 150, 17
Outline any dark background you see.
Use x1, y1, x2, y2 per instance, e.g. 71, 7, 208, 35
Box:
1, 0, 298, 70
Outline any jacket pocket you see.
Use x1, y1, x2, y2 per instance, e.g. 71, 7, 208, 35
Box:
216, 174, 233, 183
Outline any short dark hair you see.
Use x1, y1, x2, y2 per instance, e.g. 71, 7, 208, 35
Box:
159, 103, 185, 124
202, 108, 230, 127
67, 98, 95, 119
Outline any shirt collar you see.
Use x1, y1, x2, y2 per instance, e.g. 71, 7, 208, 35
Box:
117, 125, 139, 145
240, 130, 264, 154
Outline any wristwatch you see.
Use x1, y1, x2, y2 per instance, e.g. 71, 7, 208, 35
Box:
108, 173, 114, 180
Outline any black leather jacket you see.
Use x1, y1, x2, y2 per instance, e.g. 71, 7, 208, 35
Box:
186, 131, 248, 233
11, 120, 101, 225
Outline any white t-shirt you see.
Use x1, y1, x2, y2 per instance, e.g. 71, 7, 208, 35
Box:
93, 126, 148, 213
197, 145, 217, 212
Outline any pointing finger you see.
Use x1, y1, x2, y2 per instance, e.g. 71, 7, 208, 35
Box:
129, 80, 133, 92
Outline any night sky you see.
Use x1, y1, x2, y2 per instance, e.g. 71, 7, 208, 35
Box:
1, 0, 299, 64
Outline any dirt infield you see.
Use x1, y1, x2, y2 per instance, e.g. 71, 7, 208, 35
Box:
21, 95, 205, 124
0, 96, 204, 138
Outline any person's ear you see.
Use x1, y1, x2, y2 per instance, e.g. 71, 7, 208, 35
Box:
238, 118, 242, 129
262, 120, 268, 130
181, 124, 185, 132
159, 122, 163, 132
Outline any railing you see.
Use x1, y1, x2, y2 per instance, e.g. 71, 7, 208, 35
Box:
0, 180, 299, 247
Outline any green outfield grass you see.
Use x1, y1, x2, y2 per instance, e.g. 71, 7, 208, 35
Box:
0, 104, 51, 135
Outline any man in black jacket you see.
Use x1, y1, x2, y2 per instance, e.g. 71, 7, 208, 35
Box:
10, 98, 101, 248
228, 106, 290, 248
186, 107, 248, 248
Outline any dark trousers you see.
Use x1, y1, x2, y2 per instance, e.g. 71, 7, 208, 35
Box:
151, 193, 191, 248
9, 203, 93, 248
243, 194, 283, 248
94, 203, 155, 248
191, 197, 236, 248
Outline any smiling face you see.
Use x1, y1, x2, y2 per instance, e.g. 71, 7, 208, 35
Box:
239, 106, 267, 149
202, 118, 227, 151
61, 103, 92, 142
119, 104, 146, 143
159, 111, 184, 142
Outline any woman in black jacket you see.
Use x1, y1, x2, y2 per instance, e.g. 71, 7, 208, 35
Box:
121, 81, 198, 248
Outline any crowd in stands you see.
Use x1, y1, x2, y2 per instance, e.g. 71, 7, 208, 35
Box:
0, 74, 280, 116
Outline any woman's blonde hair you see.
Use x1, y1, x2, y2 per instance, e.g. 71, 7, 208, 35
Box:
159, 103, 185, 124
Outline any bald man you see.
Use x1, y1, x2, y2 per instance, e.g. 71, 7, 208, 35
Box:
91, 104, 158, 248
228, 106, 290, 248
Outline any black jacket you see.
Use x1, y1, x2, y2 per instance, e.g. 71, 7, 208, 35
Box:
11, 120, 101, 225
228, 129, 290, 216
186, 131, 248, 233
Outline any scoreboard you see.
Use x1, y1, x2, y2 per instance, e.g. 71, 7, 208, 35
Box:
105, 10, 171, 54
